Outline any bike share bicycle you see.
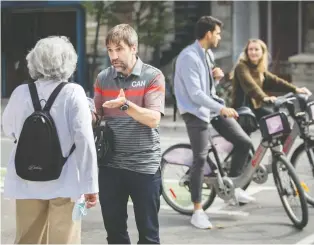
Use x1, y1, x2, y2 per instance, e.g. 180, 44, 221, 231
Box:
205, 92, 314, 207
281, 93, 314, 207
160, 97, 309, 229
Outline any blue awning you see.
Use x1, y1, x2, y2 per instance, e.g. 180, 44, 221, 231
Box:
1, 1, 82, 9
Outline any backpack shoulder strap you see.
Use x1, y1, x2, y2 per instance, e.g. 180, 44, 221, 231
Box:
62, 143, 76, 163
28, 83, 42, 111
43, 82, 68, 111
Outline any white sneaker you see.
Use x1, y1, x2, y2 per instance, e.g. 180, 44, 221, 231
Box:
190, 209, 213, 229
234, 188, 256, 203
225, 188, 256, 206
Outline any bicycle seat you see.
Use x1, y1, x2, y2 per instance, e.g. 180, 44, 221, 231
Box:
236, 107, 259, 134
236, 106, 256, 118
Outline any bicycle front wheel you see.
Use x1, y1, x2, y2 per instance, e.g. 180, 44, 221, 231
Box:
272, 155, 309, 229
290, 141, 314, 206
160, 144, 216, 215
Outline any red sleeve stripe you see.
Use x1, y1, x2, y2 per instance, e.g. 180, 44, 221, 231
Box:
94, 88, 145, 97
94, 87, 103, 94
94, 85, 164, 97
145, 85, 165, 93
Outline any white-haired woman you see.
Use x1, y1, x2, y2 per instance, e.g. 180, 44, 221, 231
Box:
2, 36, 98, 244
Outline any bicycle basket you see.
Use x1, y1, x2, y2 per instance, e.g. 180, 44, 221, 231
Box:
259, 111, 291, 141
236, 107, 259, 134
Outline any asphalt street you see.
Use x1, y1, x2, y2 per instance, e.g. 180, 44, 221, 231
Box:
1, 120, 314, 244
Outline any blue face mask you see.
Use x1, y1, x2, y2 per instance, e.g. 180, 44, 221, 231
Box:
72, 198, 87, 221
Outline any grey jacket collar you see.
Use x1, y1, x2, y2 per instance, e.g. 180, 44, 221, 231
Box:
192, 40, 207, 60
191, 40, 214, 83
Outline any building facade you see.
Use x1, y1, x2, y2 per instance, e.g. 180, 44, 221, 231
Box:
3, 1, 312, 98
234, 1, 314, 89
1, 1, 86, 98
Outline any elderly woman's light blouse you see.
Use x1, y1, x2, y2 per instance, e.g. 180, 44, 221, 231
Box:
2, 36, 98, 200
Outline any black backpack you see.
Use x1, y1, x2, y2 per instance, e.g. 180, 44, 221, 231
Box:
15, 82, 75, 181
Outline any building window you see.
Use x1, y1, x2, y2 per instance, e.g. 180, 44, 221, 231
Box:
303, 2, 314, 53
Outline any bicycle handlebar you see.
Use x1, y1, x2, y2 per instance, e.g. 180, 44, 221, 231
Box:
273, 92, 296, 110
263, 92, 311, 115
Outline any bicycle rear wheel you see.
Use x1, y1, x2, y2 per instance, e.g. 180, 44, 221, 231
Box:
290, 141, 314, 206
272, 155, 309, 229
160, 144, 216, 215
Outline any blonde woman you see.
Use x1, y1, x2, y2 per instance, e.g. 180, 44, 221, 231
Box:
231, 39, 311, 121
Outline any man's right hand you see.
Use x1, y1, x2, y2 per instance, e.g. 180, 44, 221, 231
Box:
220, 107, 238, 118
84, 193, 98, 209
263, 96, 277, 103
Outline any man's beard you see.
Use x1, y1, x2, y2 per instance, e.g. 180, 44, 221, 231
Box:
208, 41, 216, 49
112, 60, 127, 71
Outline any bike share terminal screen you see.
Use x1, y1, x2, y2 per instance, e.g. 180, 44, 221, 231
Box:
266, 115, 284, 135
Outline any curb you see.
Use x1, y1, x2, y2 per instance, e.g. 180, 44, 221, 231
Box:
159, 121, 186, 131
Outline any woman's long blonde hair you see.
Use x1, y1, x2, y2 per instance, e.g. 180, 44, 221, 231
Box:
229, 39, 269, 80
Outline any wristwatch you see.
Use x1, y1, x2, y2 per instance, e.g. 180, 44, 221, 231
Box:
120, 100, 129, 111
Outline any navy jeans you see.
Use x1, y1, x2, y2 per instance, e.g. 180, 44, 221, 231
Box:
98, 166, 161, 244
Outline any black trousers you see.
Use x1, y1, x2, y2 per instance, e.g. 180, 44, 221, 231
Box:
98, 166, 161, 244
182, 113, 253, 203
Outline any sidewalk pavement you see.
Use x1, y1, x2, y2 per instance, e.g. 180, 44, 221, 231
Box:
161, 106, 186, 131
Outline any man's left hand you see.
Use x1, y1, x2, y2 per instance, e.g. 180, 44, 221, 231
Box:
296, 87, 312, 96
212, 67, 224, 81
102, 89, 126, 108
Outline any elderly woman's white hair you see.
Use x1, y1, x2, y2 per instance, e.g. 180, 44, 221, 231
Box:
26, 36, 78, 81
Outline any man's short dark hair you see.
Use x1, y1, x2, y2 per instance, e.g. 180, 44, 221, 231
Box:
194, 16, 223, 40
